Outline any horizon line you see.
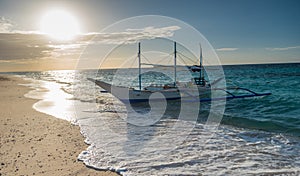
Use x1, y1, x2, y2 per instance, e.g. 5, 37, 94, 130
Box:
0, 61, 299, 73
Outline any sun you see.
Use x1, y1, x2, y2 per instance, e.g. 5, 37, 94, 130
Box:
40, 9, 80, 40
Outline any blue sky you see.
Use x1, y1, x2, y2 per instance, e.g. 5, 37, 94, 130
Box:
0, 0, 299, 71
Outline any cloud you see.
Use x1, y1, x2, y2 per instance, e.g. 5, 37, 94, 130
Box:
0, 17, 14, 33
0, 33, 55, 60
265, 46, 300, 51
0, 16, 42, 34
0, 25, 181, 68
90, 26, 181, 44
216, 47, 238, 51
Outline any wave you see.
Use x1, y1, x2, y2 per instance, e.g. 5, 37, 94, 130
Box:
222, 115, 300, 137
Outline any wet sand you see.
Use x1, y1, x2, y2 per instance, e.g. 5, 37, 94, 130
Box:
0, 75, 119, 176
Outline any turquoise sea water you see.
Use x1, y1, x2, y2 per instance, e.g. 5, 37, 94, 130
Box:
223, 63, 300, 136
3, 63, 300, 175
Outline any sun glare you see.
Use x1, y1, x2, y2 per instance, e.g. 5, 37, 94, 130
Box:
40, 9, 80, 40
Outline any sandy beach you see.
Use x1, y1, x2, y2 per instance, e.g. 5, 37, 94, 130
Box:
0, 75, 118, 176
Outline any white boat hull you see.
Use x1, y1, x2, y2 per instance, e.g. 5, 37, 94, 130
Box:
89, 79, 183, 103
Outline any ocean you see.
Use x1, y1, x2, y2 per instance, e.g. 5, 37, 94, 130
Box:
4, 63, 300, 175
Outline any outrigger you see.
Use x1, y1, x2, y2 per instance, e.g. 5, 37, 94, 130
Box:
88, 41, 271, 103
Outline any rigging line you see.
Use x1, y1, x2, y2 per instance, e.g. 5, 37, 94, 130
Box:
177, 51, 214, 67
177, 55, 195, 68
140, 52, 174, 66
177, 54, 189, 67
140, 53, 152, 64
167, 55, 172, 65
177, 52, 197, 64
155, 52, 174, 65
164, 52, 176, 65
127, 55, 138, 69
177, 51, 195, 61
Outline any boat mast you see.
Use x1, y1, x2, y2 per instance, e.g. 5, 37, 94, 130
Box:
138, 42, 141, 90
174, 42, 177, 87
200, 44, 204, 81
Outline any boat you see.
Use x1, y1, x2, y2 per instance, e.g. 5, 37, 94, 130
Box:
88, 41, 271, 104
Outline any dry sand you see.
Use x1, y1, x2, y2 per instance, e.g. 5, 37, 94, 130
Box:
0, 75, 119, 176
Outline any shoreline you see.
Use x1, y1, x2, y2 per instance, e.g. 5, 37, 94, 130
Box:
0, 75, 119, 176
